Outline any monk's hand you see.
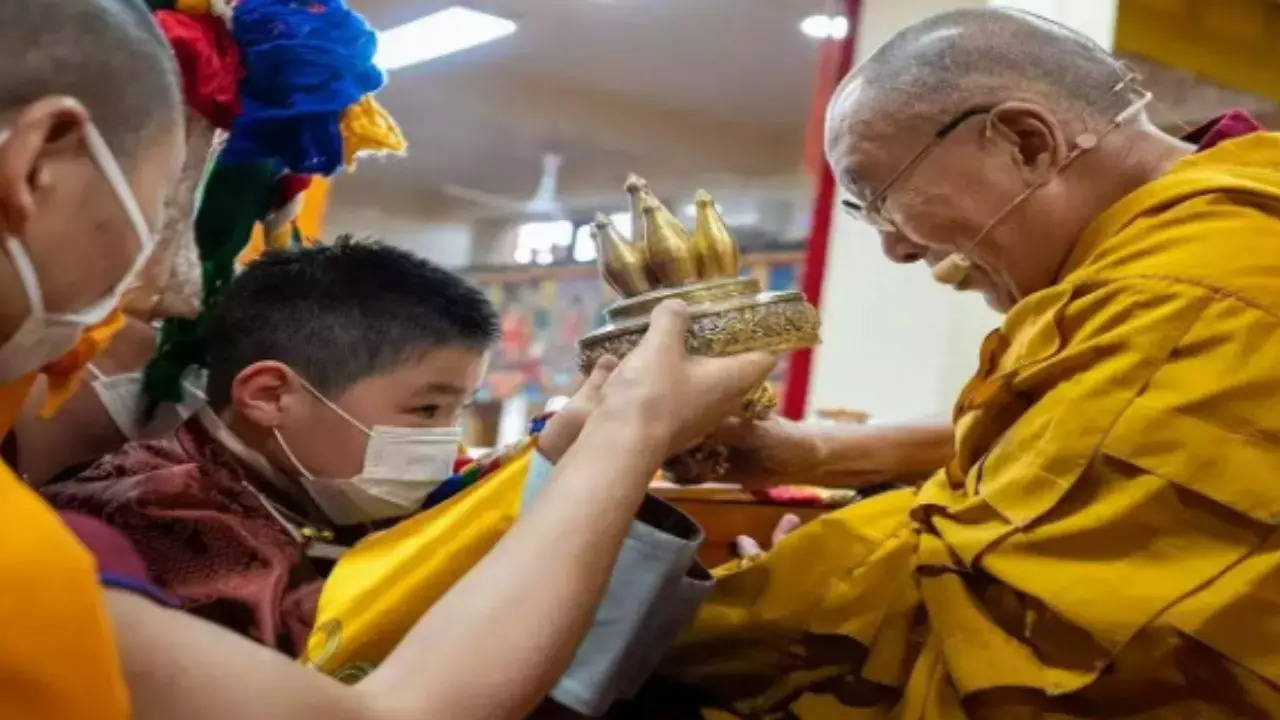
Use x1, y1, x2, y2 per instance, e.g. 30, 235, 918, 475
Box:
734, 513, 802, 560
537, 356, 618, 463
597, 300, 777, 459
711, 414, 828, 489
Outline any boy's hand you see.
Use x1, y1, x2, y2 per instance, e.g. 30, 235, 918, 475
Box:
596, 301, 777, 459
538, 356, 618, 463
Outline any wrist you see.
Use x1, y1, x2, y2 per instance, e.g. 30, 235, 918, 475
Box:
582, 401, 669, 465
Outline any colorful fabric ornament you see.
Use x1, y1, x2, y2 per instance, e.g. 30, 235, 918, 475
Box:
340, 95, 407, 170
154, 10, 243, 129
421, 414, 553, 509
140, 0, 410, 408
423, 438, 537, 509
263, 192, 306, 252
271, 173, 314, 209
221, 0, 385, 174
145, 161, 279, 404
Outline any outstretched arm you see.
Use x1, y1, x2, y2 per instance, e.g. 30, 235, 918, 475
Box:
112, 301, 775, 720
714, 415, 954, 489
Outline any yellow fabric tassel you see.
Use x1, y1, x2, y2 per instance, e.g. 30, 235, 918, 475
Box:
265, 221, 292, 252
175, 0, 212, 14
303, 443, 533, 678
340, 95, 407, 171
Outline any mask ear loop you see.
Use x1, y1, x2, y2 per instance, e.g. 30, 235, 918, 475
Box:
271, 368, 376, 483
289, 371, 374, 437
3, 235, 47, 317
274, 426, 320, 482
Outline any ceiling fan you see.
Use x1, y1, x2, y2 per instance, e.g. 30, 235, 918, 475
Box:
439, 152, 618, 220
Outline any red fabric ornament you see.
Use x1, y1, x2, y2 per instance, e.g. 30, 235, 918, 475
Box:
155, 11, 243, 129
269, 173, 314, 211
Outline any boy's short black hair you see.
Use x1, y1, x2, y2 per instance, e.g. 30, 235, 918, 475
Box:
0, 0, 181, 165
205, 238, 500, 409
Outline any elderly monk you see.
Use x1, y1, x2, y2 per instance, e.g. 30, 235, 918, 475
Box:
648, 7, 1280, 719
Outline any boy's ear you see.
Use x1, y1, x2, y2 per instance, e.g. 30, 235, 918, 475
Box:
230, 361, 303, 427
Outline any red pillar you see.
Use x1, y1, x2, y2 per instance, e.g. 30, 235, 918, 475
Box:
781, 0, 859, 419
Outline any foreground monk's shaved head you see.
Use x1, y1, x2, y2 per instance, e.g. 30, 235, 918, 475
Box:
824, 7, 1186, 312
0, 0, 181, 165
0, 0, 184, 343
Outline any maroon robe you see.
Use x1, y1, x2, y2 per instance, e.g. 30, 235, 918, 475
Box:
44, 414, 324, 654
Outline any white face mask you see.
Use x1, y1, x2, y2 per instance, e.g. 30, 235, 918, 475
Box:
0, 123, 155, 383
89, 364, 207, 441
273, 374, 462, 525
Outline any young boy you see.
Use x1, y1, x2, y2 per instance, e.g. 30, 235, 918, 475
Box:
45, 239, 713, 714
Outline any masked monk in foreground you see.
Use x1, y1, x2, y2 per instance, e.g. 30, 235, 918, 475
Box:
647, 7, 1280, 719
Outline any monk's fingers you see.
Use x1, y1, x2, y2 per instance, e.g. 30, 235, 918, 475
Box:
734, 534, 764, 559
771, 513, 802, 546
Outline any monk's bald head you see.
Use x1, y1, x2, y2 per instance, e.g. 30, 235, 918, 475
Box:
821, 8, 1178, 314
0, 0, 180, 166
826, 7, 1137, 184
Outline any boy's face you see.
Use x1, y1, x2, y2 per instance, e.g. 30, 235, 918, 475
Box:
276, 346, 488, 481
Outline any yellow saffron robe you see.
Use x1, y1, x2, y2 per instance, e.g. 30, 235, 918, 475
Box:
659, 132, 1280, 718
0, 309, 132, 719
304, 444, 534, 676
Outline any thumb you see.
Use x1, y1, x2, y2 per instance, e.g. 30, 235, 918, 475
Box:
581, 355, 618, 393
633, 300, 690, 359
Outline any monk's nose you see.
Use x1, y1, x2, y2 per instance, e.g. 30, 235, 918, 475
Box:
880, 231, 926, 264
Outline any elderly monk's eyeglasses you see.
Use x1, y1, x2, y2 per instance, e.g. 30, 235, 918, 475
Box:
840, 106, 993, 232
840, 79, 1153, 240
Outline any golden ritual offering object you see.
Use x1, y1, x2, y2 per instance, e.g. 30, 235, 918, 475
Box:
578, 175, 821, 482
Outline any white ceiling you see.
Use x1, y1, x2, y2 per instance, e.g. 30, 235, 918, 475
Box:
335, 0, 832, 221
331, 0, 1280, 246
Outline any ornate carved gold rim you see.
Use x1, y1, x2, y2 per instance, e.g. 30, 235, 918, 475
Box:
603, 277, 763, 322
577, 289, 820, 373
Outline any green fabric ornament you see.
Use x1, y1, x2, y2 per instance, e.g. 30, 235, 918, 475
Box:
143, 160, 278, 405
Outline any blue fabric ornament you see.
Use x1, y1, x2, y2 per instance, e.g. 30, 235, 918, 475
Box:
221, 0, 385, 174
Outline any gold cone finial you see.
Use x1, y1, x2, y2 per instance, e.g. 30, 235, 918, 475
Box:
624, 173, 650, 248
591, 213, 651, 297
690, 189, 739, 278
592, 174, 745, 297
641, 197, 698, 287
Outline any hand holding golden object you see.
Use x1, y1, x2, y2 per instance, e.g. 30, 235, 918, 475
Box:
578, 175, 821, 484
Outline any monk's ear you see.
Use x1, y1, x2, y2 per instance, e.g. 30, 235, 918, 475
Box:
0, 96, 91, 235
229, 361, 303, 428
984, 103, 1067, 184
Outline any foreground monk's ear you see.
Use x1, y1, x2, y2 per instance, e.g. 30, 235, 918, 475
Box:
983, 102, 1067, 184
0, 96, 91, 236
